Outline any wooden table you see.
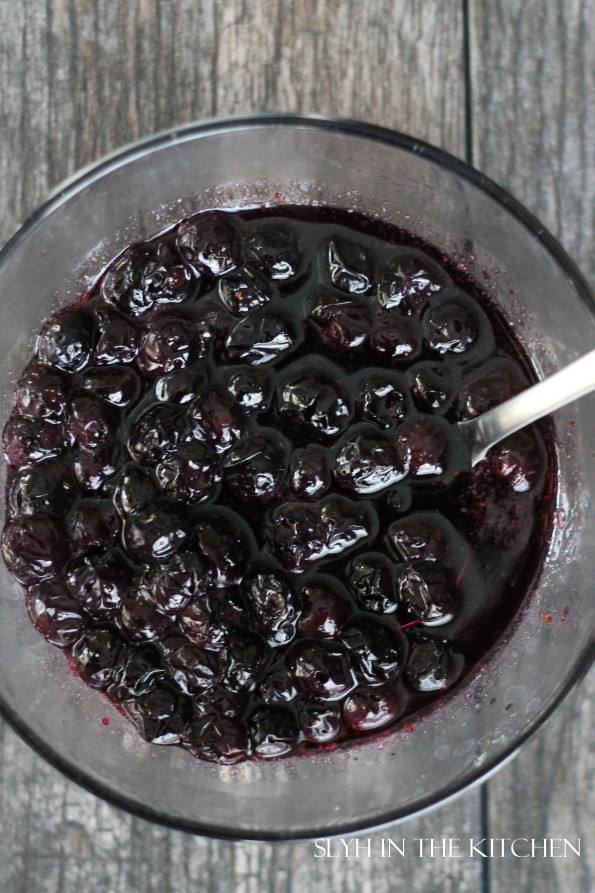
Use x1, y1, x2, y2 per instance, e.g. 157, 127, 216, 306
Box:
0, 2, 593, 891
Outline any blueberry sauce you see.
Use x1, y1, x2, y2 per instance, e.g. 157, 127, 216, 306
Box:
2, 206, 555, 764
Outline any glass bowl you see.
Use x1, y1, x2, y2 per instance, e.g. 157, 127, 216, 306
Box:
0, 116, 593, 841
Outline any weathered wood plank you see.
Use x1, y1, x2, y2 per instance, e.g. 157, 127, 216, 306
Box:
0, 2, 485, 892
470, 1, 595, 891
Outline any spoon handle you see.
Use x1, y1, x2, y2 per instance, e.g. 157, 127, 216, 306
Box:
459, 346, 595, 466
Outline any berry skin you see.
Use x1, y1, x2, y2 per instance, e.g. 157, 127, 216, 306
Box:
347, 552, 398, 614
73, 441, 124, 494
377, 251, 447, 316
123, 504, 188, 563
26, 578, 86, 647
223, 429, 289, 502
287, 640, 357, 701
223, 366, 273, 414
277, 365, 352, 438
288, 445, 331, 500
186, 712, 249, 764
405, 634, 463, 692
3, 415, 68, 467
221, 631, 267, 692
327, 237, 373, 294
225, 313, 296, 366
356, 370, 408, 428
244, 224, 301, 281
178, 587, 245, 651
218, 267, 273, 315
7, 457, 76, 518
398, 561, 456, 626
128, 404, 189, 464
137, 311, 198, 376
123, 684, 192, 745
156, 441, 221, 503
160, 633, 219, 694
37, 309, 95, 372
14, 363, 67, 420
343, 685, 400, 731
66, 499, 118, 555
177, 212, 242, 277
118, 593, 174, 643
79, 365, 140, 407
299, 703, 342, 744
244, 568, 299, 646
93, 308, 140, 365
297, 575, 351, 638
2, 515, 67, 585
67, 393, 118, 450
333, 424, 407, 494
309, 296, 372, 355
248, 706, 299, 759
193, 510, 252, 587
341, 621, 401, 685
71, 624, 126, 689
66, 551, 130, 620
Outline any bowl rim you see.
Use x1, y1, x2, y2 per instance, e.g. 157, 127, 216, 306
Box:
0, 113, 593, 842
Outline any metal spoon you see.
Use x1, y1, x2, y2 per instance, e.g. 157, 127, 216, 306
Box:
459, 347, 595, 466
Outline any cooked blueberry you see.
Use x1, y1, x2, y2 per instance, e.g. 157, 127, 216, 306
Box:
178, 588, 245, 650
128, 404, 189, 464
3, 415, 67, 466
102, 245, 195, 318
113, 464, 160, 516
155, 364, 209, 404
94, 308, 140, 365
277, 364, 351, 437
456, 357, 529, 420
248, 706, 299, 758
66, 499, 118, 554
309, 294, 371, 354
327, 237, 373, 294
177, 212, 242, 276
123, 504, 188, 562
37, 309, 95, 372
297, 575, 351, 638
370, 313, 421, 361
123, 684, 192, 744
221, 631, 267, 692
223, 429, 289, 501
405, 634, 463, 692
137, 311, 198, 375
160, 633, 219, 694
73, 441, 124, 493
14, 362, 67, 419
289, 445, 331, 500
347, 553, 398, 614
193, 509, 252, 586
26, 578, 86, 647
356, 370, 408, 428
71, 624, 126, 688
377, 251, 447, 315
244, 224, 301, 280
341, 622, 401, 684
107, 647, 166, 701
258, 664, 298, 703
66, 551, 130, 619
486, 432, 543, 494
156, 441, 221, 503
299, 703, 342, 744
424, 291, 494, 359
189, 389, 243, 453
218, 267, 273, 314
387, 513, 457, 563
139, 551, 210, 616
244, 568, 298, 646
287, 640, 357, 701
225, 313, 295, 365
67, 393, 118, 450
7, 457, 77, 518
334, 424, 406, 494
267, 495, 378, 573
186, 712, 249, 763
410, 361, 459, 414
2, 515, 67, 584
79, 365, 141, 407
118, 593, 173, 642
398, 561, 456, 625
343, 685, 400, 731
398, 417, 449, 478
223, 366, 273, 413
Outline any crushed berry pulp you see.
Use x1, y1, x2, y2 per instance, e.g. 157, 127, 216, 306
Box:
1, 205, 555, 764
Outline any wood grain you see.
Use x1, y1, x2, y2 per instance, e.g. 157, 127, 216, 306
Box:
470, 1, 595, 891
0, 2, 487, 893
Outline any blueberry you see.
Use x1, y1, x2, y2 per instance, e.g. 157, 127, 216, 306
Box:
347, 552, 398, 614
248, 706, 299, 759
297, 575, 351, 638
94, 308, 140, 365
113, 464, 160, 516
137, 311, 198, 375
225, 313, 296, 365
356, 370, 408, 428
178, 588, 245, 651
66, 551, 130, 619
139, 551, 210, 616
457, 358, 529, 420
14, 362, 67, 419
398, 561, 456, 625
66, 499, 118, 555
258, 664, 298, 703
118, 593, 173, 643
123, 503, 188, 562
309, 294, 372, 354
3, 415, 68, 466
277, 363, 352, 438
26, 578, 86, 647
189, 390, 243, 454
67, 393, 118, 450
71, 624, 126, 688
327, 237, 373, 294
333, 424, 406, 494
387, 513, 457, 563
288, 445, 331, 500
397, 417, 449, 478
73, 441, 124, 493
405, 634, 463, 692
223, 429, 289, 502
160, 633, 219, 694
186, 712, 249, 764
108, 647, 166, 702
177, 212, 242, 277
243, 567, 298, 646
37, 309, 95, 372
122, 684, 192, 744
423, 291, 494, 359
287, 640, 357, 701
193, 509, 253, 587
223, 366, 273, 414
102, 246, 195, 318
299, 703, 342, 744
128, 404, 189, 464
218, 267, 273, 315
343, 685, 400, 731
7, 457, 77, 518
377, 251, 447, 316
79, 365, 141, 407
341, 621, 401, 684
155, 364, 209, 404
409, 361, 459, 414
220, 630, 267, 692
2, 515, 67, 584
244, 224, 301, 281
370, 313, 421, 362
156, 441, 221, 503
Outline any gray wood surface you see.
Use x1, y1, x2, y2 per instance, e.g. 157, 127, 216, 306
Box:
0, 1, 592, 891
